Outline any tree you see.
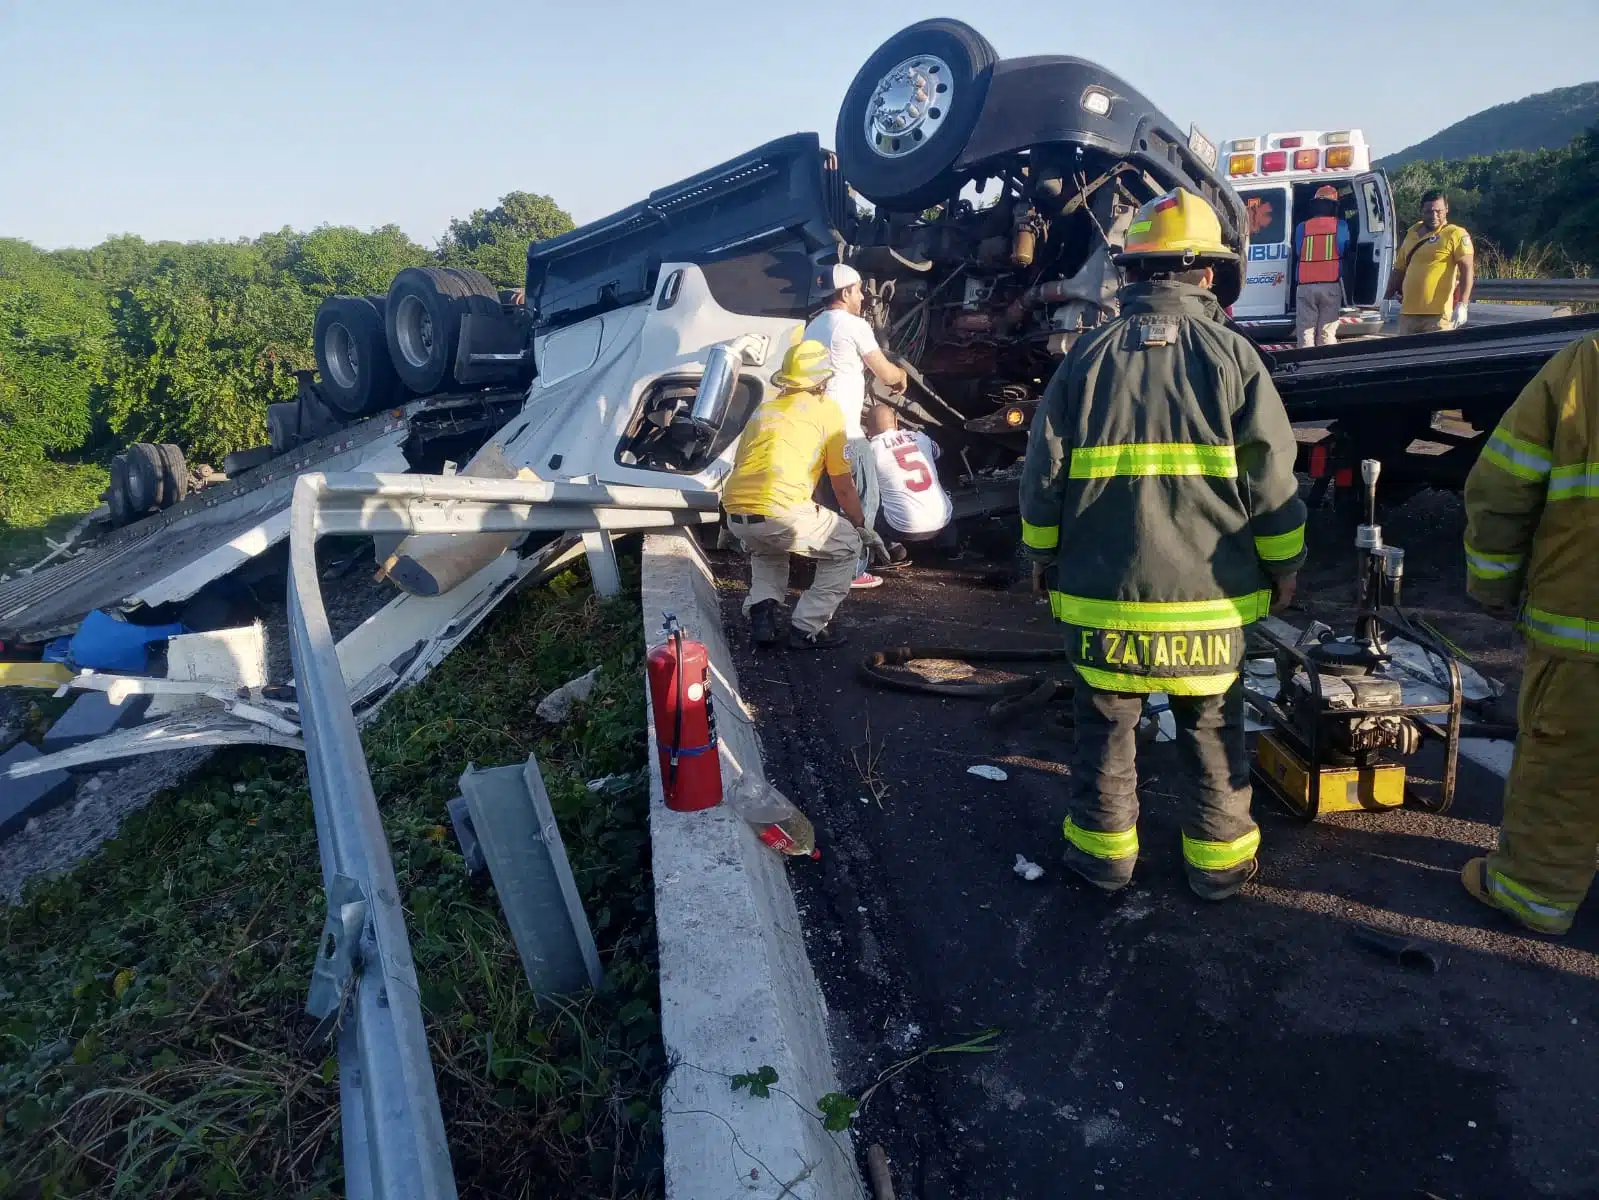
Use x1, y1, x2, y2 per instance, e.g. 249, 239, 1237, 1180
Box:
438, 191, 575, 286
0, 240, 112, 521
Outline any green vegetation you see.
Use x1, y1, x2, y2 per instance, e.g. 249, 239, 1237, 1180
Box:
1389, 124, 1599, 273
1381, 80, 1599, 169
0, 193, 574, 531
0, 558, 664, 1198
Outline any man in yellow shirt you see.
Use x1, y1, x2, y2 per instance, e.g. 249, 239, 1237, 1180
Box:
1385, 189, 1474, 336
722, 340, 889, 649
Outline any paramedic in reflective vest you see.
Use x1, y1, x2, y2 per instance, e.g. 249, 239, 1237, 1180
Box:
1292, 184, 1350, 348
806, 264, 908, 588
723, 340, 889, 651
1460, 332, 1599, 935
1018, 187, 1307, 901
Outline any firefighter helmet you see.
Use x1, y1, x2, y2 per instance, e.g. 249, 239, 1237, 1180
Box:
1115, 188, 1238, 265
1314, 184, 1339, 201
771, 339, 835, 392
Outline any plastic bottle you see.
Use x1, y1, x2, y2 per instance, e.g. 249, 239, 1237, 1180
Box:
724, 771, 820, 859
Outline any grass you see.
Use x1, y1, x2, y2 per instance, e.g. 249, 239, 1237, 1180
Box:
1474, 238, 1593, 281
0, 461, 109, 575
0, 554, 665, 1198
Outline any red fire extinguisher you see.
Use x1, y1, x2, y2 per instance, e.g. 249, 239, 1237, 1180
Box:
647, 613, 723, 812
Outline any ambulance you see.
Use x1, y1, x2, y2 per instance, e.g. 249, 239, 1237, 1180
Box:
1224, 130, 1397, 343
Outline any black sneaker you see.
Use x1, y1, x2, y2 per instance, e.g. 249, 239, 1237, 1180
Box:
789, 622, 848, 650
749, 599, 781, 647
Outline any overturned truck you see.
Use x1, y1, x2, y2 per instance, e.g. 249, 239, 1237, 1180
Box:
5, 18, 1597, 664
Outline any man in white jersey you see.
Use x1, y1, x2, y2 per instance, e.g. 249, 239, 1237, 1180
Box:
866, 404, 956, 556
805, 264, 908, 588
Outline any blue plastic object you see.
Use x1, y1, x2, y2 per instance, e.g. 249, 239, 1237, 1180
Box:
66, 609, 186, 674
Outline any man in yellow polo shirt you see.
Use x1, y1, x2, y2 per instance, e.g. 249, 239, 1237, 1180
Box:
723, 340, 889, 650
1385, 189, 1474, 336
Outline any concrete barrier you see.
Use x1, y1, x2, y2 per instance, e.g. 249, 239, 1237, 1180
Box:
641, 531, 863, 1199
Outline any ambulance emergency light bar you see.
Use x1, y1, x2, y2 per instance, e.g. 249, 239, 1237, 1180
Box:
1226, 131, 1364, 177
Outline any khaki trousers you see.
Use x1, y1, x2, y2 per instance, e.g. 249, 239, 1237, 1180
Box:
1485, 647, 1599, 933
1398, 312, 1453, 336
1295, 281, 1343, 347
733, 505, 862, 635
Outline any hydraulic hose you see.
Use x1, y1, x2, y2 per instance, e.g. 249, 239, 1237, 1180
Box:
858, 645, 1074, 721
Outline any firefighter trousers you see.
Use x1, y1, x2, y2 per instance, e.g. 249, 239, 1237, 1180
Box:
1064, 678, 1260, 898
1482, 647, 1599, 934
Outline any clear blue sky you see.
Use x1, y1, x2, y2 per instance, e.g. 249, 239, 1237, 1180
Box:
3, 0, 1596, 250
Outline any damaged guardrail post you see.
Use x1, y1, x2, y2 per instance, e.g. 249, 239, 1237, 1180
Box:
285, 470, 721, 1199
288, 472, 459, 1200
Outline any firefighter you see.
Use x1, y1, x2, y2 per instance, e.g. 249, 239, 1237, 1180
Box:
1460, 332, 1599, 935
1018, 187, 1306, 901
1292, 184, 1350, 348
722, 340, 888, 650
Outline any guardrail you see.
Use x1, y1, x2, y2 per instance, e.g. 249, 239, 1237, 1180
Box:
1474, 278, 1599, 303
286, 471, 718, 1199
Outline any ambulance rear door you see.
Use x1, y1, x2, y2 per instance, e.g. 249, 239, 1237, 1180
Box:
1349, 170, 1395, 306
1233, 184, 1293, 318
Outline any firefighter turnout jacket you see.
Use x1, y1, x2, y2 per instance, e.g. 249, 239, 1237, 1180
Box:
1019, 280, 1308, 694
1464, 333, 1599, 658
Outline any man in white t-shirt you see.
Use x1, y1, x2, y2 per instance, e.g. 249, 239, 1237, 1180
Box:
805, 264, 908, 588
867, 404, 956, 555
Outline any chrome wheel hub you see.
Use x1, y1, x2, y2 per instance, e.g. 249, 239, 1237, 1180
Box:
864, 54, 953, 159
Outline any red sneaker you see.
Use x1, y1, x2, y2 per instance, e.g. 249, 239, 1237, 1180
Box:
850, 573, 884, 590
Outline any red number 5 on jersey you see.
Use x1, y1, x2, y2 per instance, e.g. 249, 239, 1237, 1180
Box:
892, 444, 934, 492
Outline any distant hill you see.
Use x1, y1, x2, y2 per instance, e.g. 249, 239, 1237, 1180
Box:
1380, 81, 1599, 169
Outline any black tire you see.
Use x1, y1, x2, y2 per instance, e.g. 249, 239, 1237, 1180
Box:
124, 443, 164, 514
384, 267, 500, 396
835, 19, 998, 210
107, 456, 135, 527
268, 402, 300, 455
157, 443, 187, 507
315, 295, 400, 417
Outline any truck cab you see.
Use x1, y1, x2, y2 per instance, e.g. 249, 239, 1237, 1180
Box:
1224, 130, 1395, 343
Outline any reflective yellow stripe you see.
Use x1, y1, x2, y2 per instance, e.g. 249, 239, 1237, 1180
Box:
1049, 590, 1271, 631
1520, 605, 1599, 655
1073, 665, 1237, 695
1548, 463, 1599, 500
1069, 442, 1238, 479
1182, 828, 1261, 873
1063, 816, 1138, 861
1463, 542, 1522, 581
1488, 870, 1576, 932
1254, 524, 1305, 562
1480, 427, 1552, 483
1021, 519, 1059, 550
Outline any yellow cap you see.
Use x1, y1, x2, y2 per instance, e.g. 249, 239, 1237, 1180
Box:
771, 339, 835, 392
1116, 188, 1237, 265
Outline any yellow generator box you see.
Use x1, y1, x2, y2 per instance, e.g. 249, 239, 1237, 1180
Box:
1256, 732, 1405, 817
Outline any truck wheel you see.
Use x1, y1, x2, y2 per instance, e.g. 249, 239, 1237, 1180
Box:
315, 295, 400, 417
123, 443, 165, 514
156, 443, 188, 507
268, 402, 301, 455
107, 456, 135, 527
385, 267, 500, 396
835, 19, 998, 210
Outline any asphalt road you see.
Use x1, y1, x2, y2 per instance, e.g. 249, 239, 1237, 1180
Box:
716, 492, 1598, 1199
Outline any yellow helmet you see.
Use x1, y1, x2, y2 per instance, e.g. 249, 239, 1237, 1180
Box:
771, 339, 834, 392
1115, 187, 1238, 265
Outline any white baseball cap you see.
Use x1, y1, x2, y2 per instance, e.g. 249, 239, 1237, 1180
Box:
827, 263, 862, 292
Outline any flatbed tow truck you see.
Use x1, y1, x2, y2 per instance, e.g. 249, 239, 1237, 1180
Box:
4, 16, 1597, 775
